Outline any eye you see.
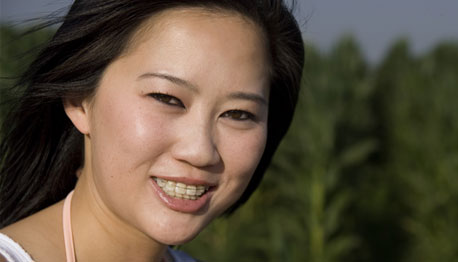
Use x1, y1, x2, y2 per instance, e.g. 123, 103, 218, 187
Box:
221, 110, 256, 121
149, 93, 184, 107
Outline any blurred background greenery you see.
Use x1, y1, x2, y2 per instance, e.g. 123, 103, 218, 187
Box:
1, 24, 458, 262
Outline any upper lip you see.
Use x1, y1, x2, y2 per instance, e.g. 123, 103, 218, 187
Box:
151, 175, 217, 187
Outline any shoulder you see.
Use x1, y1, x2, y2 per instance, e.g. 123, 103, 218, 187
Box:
168, 247, 198, 262
0, 201, 65, 262
0, 233, 34, 262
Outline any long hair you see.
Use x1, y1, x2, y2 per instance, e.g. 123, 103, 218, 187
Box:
0, 0, 304, 227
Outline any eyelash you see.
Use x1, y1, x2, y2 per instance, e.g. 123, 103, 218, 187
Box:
149, 93, 184, 107
148, 92, 256, 121
221, 110, 256, 121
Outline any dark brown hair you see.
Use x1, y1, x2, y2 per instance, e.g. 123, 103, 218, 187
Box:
0, 0, 304, 227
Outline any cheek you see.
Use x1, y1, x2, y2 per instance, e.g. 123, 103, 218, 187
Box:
209, 127, 266, 215
221, 127, 267, 189
89, 92, 171, 182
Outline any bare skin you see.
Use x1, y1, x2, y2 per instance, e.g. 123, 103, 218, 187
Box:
0, 198, 170, 261
1, 201, 66, 261
0, 191, 171, 261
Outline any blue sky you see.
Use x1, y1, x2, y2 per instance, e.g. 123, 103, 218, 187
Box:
1, 0, 457, 63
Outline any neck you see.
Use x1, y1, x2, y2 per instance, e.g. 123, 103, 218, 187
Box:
70, 176, 167, 262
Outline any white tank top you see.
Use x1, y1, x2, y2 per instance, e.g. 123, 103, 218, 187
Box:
0, 233, 34, 262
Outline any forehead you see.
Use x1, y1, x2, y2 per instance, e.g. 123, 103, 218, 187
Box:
125, 7, 269, 62
108, 7, 271, 95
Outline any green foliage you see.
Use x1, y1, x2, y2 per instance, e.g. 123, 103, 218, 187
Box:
1, 25, 458, 261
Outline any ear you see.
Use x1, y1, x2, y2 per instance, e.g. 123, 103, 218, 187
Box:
63, 97, 91, 135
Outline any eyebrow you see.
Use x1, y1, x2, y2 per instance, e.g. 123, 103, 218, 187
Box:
138, 72, 198, 92
228, 92, 268, 106
138, 72, 268, 106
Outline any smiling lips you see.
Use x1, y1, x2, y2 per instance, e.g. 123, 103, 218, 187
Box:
150, 176, 215, 213
153, 177, 210, 200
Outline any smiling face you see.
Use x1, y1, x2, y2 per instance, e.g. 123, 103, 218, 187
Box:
67, 8, 270, 245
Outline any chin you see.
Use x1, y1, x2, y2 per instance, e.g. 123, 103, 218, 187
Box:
151, 226, 203, 246
141, 213, 213, 246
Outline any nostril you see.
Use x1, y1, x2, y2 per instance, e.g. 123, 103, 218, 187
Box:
170, 116, 222, 168
171, 138, 221, 168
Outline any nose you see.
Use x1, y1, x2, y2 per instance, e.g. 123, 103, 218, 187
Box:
171, 118, 221, 168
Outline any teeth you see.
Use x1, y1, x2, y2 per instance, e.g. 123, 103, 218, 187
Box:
165, 182, 175, 191
157, 178, 166, 187
175, 187, 186, 195
186, 188, 196, 196
153, 177, 210, 200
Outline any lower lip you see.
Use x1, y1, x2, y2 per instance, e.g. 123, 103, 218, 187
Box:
150, 178, 213, 213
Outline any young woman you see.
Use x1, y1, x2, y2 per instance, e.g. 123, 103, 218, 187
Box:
0, 0, 304, 261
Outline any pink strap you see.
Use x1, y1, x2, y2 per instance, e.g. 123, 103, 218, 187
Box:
62, 190, 168, 261
63, 191, 76, 262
